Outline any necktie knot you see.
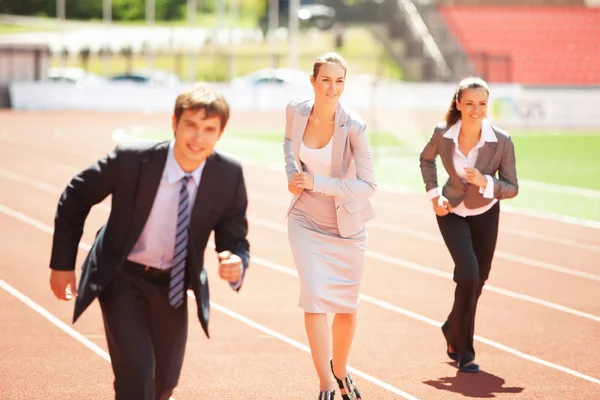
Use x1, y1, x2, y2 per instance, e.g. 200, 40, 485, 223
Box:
182, 174, 192, 185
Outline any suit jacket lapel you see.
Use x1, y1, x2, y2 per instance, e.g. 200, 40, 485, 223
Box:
475, 142, 498, 172
191, 153, 219, 220
331, 102, 347, 178
127, 142, 169, 250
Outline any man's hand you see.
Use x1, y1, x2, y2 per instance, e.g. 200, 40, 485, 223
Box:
292, 172, 314, 191
217, 251, 243, 283
432, 195, 453, 217
50, 270, 77, 301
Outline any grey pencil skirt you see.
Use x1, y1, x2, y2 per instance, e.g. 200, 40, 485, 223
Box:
287, 190, 367, 313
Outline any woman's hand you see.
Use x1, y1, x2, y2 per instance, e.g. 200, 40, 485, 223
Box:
292, 172, 314, 191
432, 195, 452, 216
288, 176, 303, 195
464, 167, 487, 188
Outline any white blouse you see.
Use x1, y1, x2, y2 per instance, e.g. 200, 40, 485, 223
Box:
299, 136, 333, 178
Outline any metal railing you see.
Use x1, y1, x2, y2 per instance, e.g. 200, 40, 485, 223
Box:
395, 0, 451, 80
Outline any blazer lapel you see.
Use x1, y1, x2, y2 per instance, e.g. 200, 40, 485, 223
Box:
292, 101, 311, 165
475, 142, 498, 172
331, 103, 347, 178
127, 142, 169, 250
440, 137, 462, 186
191, 153, 219, 220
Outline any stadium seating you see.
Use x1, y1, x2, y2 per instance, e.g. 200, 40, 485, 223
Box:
439, 6, 600, 84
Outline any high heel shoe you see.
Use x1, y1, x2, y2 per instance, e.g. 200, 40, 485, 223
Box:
318, 390, 335, 400
330, 360, 361, 400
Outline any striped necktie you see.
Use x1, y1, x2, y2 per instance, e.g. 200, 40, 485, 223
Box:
169, 174, 192, 309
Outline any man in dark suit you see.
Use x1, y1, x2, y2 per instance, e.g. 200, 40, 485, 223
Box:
48, 84, 250, 400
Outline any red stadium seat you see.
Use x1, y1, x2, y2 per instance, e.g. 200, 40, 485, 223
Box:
439, 6, 600, 84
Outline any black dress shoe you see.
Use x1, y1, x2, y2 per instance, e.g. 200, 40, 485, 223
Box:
441, 325, 458, 361
447, 350, 459, 362
458, 362, 480, 373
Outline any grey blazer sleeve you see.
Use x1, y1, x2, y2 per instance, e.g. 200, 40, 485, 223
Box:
283, 102, 300, 181
312, 120, 377, 198
493, 136, 519, 199
419, 128, 441, 193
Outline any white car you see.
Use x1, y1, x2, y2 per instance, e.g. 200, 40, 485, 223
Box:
231, 68, 310, 86
47, 67, 108, 87
109, 69, 181, 87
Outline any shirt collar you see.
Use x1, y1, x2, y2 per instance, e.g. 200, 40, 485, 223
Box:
443, 118, 498, 144
165, 141, 205, 185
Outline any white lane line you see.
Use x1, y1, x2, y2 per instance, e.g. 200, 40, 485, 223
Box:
243, 254, 600, 386
4, 195, 598, 388
242, 160, 600, 230
498, 226, 600, 253
0, 208, 177, 400
0, 279, 110, 362
502, 204, 600, 230
370, 220, 600, 282
112, 129, 600, 200
0, 204, 418, 400
247, 215, 600, 323
247, 191, 600, 281
382, 178, 600, 200
17, 127, 600, 233
208, 300, 420, 400
1, 169, 598, 321
0, 169, 64, 195
371, 198, 600, 252
3, 160, 599, 254
518, 179, 600, 200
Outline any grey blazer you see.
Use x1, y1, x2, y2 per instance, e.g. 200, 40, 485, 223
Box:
419, 121, 519, 209
283, 98, 376, 237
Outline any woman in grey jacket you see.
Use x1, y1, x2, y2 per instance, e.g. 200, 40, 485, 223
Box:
420, 76, 518, 373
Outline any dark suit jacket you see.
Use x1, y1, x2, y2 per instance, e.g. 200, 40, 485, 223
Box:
419, 121, 519, 208
49, 141, 250, 338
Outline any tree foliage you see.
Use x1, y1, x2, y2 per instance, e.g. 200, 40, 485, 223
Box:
0, 0, 189, 21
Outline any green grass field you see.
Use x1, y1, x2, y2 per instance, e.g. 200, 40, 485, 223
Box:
511, 132, 600, 190
0, 23, 49, 34
124, 127, 600, 222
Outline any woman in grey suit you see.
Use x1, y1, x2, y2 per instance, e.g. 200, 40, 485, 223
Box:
283, 52, 376, 400
420, 76, 519, 373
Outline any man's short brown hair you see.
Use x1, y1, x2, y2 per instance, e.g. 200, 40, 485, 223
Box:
173, 83, 230, 130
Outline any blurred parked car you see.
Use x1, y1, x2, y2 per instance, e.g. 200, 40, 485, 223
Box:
47, 67, 108, 87
231, 68, 310, 86
259, 0, 336, 34
109, 69, 181, 87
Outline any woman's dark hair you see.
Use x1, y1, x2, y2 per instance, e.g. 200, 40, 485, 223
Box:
444, 76, 489, 126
